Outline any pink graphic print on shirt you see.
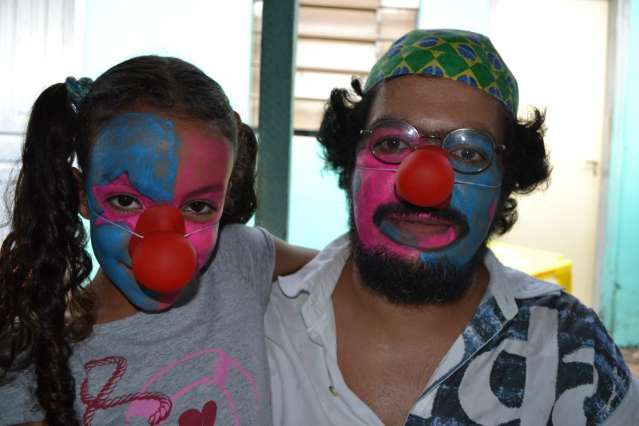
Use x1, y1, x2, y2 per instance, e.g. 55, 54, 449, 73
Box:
80, 349, 258, 425
178, 400, 217, 426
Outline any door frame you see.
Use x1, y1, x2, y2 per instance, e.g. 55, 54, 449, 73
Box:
598, 0, 638, 345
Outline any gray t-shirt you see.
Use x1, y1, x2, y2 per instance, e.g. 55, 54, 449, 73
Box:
1, 224, 275, 426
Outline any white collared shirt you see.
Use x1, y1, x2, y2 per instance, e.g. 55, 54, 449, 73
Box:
266, 234, 639, 426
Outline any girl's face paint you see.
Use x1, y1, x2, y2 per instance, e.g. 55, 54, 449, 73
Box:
352, 75, 506, 268
86, 112, 233, 312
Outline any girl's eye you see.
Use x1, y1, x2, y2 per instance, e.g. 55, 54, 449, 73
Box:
183, 201, 216, 216
107, 195, 142, 211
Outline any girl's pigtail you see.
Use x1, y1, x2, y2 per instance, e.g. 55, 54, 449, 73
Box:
0, 83, 94, 425
221, 119, 258, 226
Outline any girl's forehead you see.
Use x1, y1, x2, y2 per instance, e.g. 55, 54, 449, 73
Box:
90, 113, 180, 201
88, 112, 233, 200
92, 111, 233, 162
94, 110, 232, 146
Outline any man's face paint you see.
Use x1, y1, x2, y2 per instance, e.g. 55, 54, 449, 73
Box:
352, 76, 506, 271
86, 112, 233, 312
353, 141, 501, 266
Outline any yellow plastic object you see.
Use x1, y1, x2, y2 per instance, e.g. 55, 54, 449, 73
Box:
488, 241, 572, 293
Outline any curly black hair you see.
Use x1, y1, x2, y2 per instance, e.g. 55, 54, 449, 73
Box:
0, 56, 258, 424
317, 78, 551, 237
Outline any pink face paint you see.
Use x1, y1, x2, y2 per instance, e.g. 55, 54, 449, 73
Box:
353, 149, 423, 259
174, 125, 233, 268
92, 174, 156, 230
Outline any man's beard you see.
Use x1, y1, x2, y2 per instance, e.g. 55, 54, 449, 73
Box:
349, 201, 488, 306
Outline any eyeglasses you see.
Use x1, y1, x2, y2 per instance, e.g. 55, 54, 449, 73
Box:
360, 120, 505, 174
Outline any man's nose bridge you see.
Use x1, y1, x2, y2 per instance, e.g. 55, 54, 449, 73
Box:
416, 134, 441, 148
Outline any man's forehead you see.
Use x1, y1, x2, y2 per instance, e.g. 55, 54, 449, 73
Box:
366, 76, 507, 136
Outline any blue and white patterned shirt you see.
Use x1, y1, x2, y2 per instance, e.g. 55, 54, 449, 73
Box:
266, 234, 638, 425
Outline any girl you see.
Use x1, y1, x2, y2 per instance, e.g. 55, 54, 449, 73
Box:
0, 56, 312, 425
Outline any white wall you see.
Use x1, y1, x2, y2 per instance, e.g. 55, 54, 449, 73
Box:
419, 0, 610, 306
82, 0, 254, 119
0, 135, 22, 240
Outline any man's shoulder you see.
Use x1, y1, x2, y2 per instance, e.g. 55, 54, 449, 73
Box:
511, 291, 635, 423
514, 289, 627, 378
480, 255, 634, 423
268, 233, 351, 302
267, 234, 351, 349
424, 286, 636, 424
267, 274, 310, 323
515, 289, 617, 350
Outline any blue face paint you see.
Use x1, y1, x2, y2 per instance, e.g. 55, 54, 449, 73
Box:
419, 162, 502, 266
87, 113, 179, 211
86, 113, 181, 312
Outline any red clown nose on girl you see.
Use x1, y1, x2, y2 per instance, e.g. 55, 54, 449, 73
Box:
128, 205, 197, 294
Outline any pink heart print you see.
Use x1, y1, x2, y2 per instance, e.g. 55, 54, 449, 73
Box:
178, 400, 218, 426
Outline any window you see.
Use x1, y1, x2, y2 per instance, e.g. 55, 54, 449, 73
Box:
251, 0, 419, 132
252, 0, 419, 248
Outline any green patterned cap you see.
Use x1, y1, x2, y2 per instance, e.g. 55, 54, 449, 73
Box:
365, 29, 518, 115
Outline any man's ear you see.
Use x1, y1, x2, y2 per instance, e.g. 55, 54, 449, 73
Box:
73, 167, 89, 219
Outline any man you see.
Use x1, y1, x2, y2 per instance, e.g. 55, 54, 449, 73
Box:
266, 29, 638, 425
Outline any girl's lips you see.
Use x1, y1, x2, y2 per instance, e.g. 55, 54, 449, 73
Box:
380, 214, 460, 250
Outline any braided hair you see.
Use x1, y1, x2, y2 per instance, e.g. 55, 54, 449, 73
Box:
0, 56, 258, 424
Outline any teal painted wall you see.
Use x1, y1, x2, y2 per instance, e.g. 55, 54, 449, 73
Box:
255, 0, 298, 239
288, 136, 349, 248
601, 0, 639, 346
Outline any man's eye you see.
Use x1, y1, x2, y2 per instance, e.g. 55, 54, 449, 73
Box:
449, 147, 488, 165
107, 195, 142, 211
183, 201, 215, 215
373, 137, 410, 154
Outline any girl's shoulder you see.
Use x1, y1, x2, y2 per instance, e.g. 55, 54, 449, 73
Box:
212, 224, 275, 276
219, 222, 273, 240
217, 224, 274, 258
202, 224, 276, 309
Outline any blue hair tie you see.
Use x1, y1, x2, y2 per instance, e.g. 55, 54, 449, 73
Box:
65, 76, 93, 113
